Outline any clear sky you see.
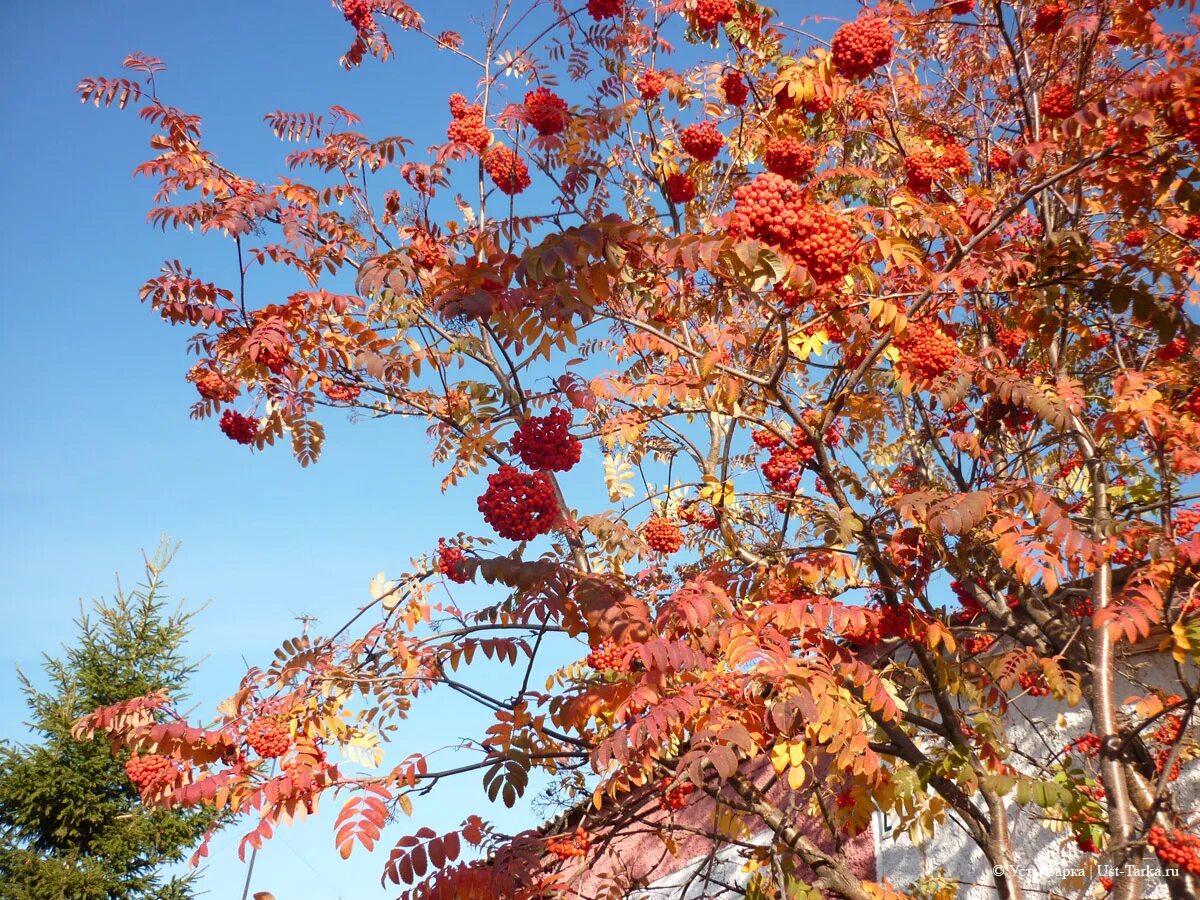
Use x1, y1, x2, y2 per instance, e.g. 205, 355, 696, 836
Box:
0, 1, 872, 897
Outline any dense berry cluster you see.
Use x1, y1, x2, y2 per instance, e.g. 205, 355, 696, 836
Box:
436, 538, 470, 583
477, 466, 559, 540
320, 377, 361, 402
996, 327, 1028, 359
1064, 732, 1101, 757
990, 145, 1013, 173
547, 827, 590, 859
448, 93, 470, 119
643, 515, 684, 554
680, 501, 719, 529
190, 365, 238, 402
762, 446, 809, 493
1148, 825, 1200, 876
509, 409, 581, 472
586, 0, 622, 21
904, 151, 940, 194
662, 172, 698, 205
1123, 228, 1146, 247
1175, 507, 1200, 533
680, 120, 725, 162
247, 717, 291, 759
963, 633, 997, 654
897, 323, 958, 381
1041, 84, 1075, 120
219, 409, 258, 445
524, 87, 569, 136
658, 777, 696, 810
1184, 215, 1200, 240
1018, 670, 1051, 697
447, 98, 491, 152
1033, 2, 1068, 34
125, 753, 176, 790
343, 0, 375, 33
831, 17, 895, 80
638, 70, 665, 100
763, 137, 815, 181
693, 0, 736, 31
721, 71, 748, 106
485, 146, 532, 194
731, 174, 856, 281
752, 428, 785, 450
586, 638, 627, 671
944, 0, 975, 13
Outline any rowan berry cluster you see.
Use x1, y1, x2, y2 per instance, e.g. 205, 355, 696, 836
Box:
664, 172, 697, 204
586, 0, 622, 21
447, 97, 490, 152
1148, 825, 1200, 876
1175, 507, 1200, 533
762, 446, 809, 494
1019, 670, 1051, 697
638, 70, 665, 100
731, 174, 856, 282
643, 515, 684, 554
219, 409, 258, 445
1186, 387, 1200, 418
990, 146, 1013, 173
1041, 84, 1076, 120
436, 538, 470, 583
247, 717, 291, 759
485, 146, 532, 195
586, 638, 628, 672
509, 409, 581, 472
1184, 215, 1200, 240
693, 0, 736, 32
680, 120, 725, 162
831, 17, 895, 80
944, 0, 975, 13
547, 826, 590, 859
524, 87, 569, 136
320, 377, 361, 403
996, 327, 1028, 359
343, 0, 375, 34
1064, 732, 1101, 757
1123, 228, 1146, 247
680, 501, 719, 529
963, 633, 997, 654
721, 71, 748, 106
904, 151, 940, 194
477, 466, 559, 541
897, 322, 959, 381
658, 777, 695, 810
190, 366, 239, 402
125, 753, 176, 790
752, 428, 785, 450
1033, 2, 1068, 34
763, 137, 815, 181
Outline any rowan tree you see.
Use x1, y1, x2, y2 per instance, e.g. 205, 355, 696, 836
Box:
73, 2, 1200, 899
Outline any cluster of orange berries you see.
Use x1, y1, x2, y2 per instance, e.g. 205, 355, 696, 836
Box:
436, 538, 470, 583
586, 0, 621, 21
665, 173, 697, 204
1187, 387, 1200, 418
1184, 215, 1200, 240
658, 777, 695, 810
547, 826, 590, 859
477, 466, 559, 541
1041, 83, 1076, 120
996, 327, 1028, 359
509, 409, 581, 472
638, 70, 665, 101
722, 71, 748, 106
125, 753, 177, 790
680, 501, 719, 530
343, 0, 375, 34
963, 632, 997, 654
763, 137, 815, 181
731, 174, 856, 282
485, 146, 532, 195
190, 366, 239, 402
1032, 2, 1068, 34
524, 87, 569, 136
219, 409, 258, 445
693, 0, 736, 32
680, 120, 725, 162
1064, 732, 1101, 757
831, 17, 895, 80
320, 377, 361, 403
1173, 507, 1200, 533
897, 322, 959, 382
761, 446, 811, 494
446, 94, 490, 152
1148, 825, 1200, 876
586, 638, 628, 672
943, 0, 976, 13
1018, 670, 1051, 697
643, 514, 684, 554
247, 717, 292, 759
905, 134, 971, 194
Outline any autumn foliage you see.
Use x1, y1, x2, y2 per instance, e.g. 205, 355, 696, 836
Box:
73, 1, 1200, 899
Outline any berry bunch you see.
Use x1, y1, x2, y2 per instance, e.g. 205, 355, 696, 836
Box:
831, 17, 895, 80
586, 639, 627, 672
1175, 506, 1200, 533
643, 515, 684, 554
763, 137, 815, 181
219, 409, 258, 445
638, 70, 666, 101
680, 120, 725, 162
730, 174, 857, 282
548, 827, 590, 859
343, 0, 375, 34
762, 446, 809, 493
509, 409, 582, 472
1032, 2, 1068, 34
1064, 732, 1101, 757
1018, 670, 1051, 697
477, 466, 559, 540
904, 151, 940, 194
524, 87, 569, 136
963, 633, 997, 654
448, 93, 470, 119
320, 377, 361, 403
484, 146, 532, 195
586, 0, 622, 21
679, 501, 719, 529
1184, 215, 1200, 240
1123, 228, 1146, 247
247, 717, 291, 759
436, 538, 470, 583
693, 0, 736, 32
897, 322, 958, 382
658, 777, 696, 810
664, 172, 697, 204
447, 99, 491, 152
996, 327, 1028, 359
125, 753, 176, 790
721, 71, 748, 106
1148, 825, 1200, 876
752, 428, 785, 450
1041, 84, 1075, 120
190, 365, 239, 402
990, 145, 1013, 173
944, 0, 975, 13
1186, 387, 1200, 418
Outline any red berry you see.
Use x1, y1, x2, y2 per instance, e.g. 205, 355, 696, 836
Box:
509, 408, 581, 472
246, 717, 291, 759
642, 514, 684, 554
448, 93, 471, 119
1184, 215, 1200, 240
189, 364, 238, 402
831, 17, 895, 80
897, 322, 958, 382
1018, 669, 1051, 697
548, 826, 590, 859
586, 638, 628, 671
990, 145, 1013, 173
1148, 825, 1200, 876
586, 0, 622, 21
125, 754, 177, 790
943, 0, 975, 13
763, 136, 815, 181
319, 377, 361, 402
477, 465, 559, 541
658, 777, 695, 810
721, 71, 748, 106
693, 0, 736, 32
484, 146, 532, 195
1033, 3, 1068, 34
1041, 83, 1075, 120
904, 150, 939, 194
343, 0, 375, 34
524, 87, 569, 136
751, 428, 784, 450
638, 70, 666, 101
680, 120, 725, 162
436, 538, 470, 583
1064, 732, 1101, 757
447, 106, 491, 152
1122, 228, 1146, 247
664, 172, 697, 204
219, 409, 258, 445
